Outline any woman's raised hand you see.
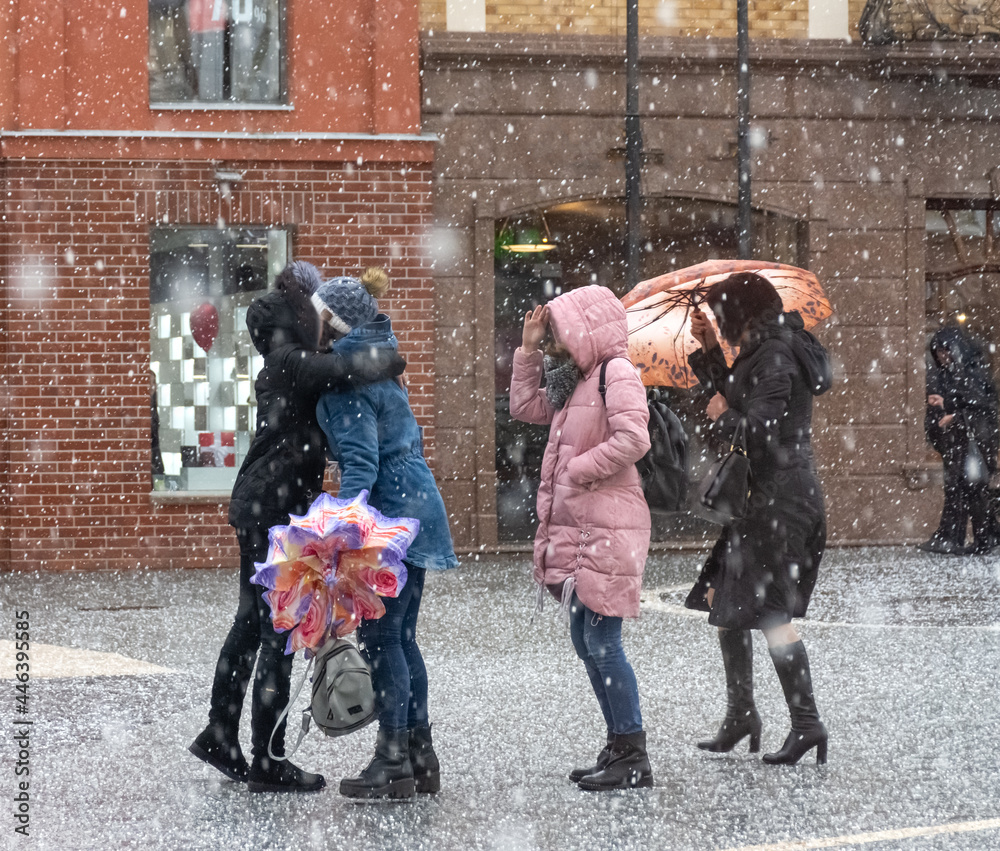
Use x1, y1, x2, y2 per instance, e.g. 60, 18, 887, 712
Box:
690, 308, 719, 350
522, 305, 549, 353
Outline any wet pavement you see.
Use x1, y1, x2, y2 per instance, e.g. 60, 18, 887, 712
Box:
2, 546, 999, 850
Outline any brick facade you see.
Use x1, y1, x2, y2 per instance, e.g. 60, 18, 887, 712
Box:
1, 158, 434, 570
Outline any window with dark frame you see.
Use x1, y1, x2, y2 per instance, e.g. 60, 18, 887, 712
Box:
148, 0, 286, 105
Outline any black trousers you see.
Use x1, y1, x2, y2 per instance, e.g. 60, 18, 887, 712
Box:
207, 525, 294, 758
934, 455, 995, 548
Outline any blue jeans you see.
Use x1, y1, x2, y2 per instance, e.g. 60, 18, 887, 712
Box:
357, 565, 427, 731
568, 593, 643, 736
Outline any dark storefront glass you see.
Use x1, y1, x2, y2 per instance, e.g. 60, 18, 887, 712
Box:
148, 0, 286, 104
494, 198, 805, 542
149, 226, 289, 492
926, 201, 1000, 338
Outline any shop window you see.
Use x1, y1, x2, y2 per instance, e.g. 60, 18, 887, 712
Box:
148, 0, 286, 105
149, 226, 290, 492
926, 202, 1000, 335
494, 197, 805, 542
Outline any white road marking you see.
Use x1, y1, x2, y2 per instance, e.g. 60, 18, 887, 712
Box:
642, 585, 1000, 849
0, 640, 174, 679
718, 817, 1000, 851
640, 587, 1000, 631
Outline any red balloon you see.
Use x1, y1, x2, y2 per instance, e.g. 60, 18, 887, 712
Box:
191, 303, 219, 353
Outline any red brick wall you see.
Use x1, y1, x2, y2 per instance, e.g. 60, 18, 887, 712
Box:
1, 158, 434, 570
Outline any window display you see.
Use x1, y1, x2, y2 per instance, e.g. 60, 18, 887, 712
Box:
149, 226, 290, 491
148, 0, 285, 104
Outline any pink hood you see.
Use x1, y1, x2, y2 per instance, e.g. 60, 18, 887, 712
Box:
509, 286, 651, 618
547, 285, 630, 374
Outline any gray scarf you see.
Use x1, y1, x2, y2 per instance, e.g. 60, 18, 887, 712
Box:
544, 354, 582, 409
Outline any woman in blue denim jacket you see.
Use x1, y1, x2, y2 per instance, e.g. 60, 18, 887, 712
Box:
314, 268, 458, 802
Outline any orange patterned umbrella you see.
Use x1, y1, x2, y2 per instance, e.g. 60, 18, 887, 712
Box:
621, 260, 833, 389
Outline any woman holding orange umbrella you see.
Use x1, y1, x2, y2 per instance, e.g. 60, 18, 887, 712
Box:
683, 272, 833, 765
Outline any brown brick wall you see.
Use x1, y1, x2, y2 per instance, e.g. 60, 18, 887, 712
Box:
420, 0, 871, 39
1, 159, 434, 570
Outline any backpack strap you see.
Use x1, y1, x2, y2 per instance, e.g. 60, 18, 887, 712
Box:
598, 358, 610, 405
267, 654, 315, 762
599, 356, 638, 406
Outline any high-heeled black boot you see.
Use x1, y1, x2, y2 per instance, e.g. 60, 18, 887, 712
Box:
763, 640, 828, 765
698, 629, 762, 753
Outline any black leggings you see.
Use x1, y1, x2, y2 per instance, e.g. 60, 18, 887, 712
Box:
207, 525, 295, 757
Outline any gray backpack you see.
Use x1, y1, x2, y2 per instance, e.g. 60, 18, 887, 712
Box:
269, 637, 376, 760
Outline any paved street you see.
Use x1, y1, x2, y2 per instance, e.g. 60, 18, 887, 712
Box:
2, 547, 999, 850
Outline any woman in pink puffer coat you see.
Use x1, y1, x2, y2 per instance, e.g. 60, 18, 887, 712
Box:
510, 284, 653, 791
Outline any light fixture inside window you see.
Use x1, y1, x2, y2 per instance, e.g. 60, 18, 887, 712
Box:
499, 214, 558, 253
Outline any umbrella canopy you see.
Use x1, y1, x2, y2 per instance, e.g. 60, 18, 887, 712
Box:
621, 260, 833, 389
251, 490, 419, 655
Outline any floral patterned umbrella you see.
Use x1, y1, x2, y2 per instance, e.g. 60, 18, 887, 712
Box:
621, 259, 833, 389
251, 490, 419, 655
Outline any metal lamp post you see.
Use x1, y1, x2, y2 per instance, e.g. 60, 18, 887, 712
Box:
737, 0, 752, 259
625, 0, 642, 290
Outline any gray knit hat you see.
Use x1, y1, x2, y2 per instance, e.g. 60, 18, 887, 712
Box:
313, 276, 379, 335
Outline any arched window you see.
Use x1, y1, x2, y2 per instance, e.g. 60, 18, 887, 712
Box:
495, 197, 805, 541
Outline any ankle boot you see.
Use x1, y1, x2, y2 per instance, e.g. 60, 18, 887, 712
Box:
576, 731, 653, 791
189, 724, 249, 782
247, 755, 325, 793
763, 640, 828, 765
569, 734, 613, 783
408, 725, 441, 794
698, 629, 762, 753
340, 728, 416, 801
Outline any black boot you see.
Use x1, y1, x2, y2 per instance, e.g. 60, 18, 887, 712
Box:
697, 629, 762, 753
576, 732, 653, 791
247, 755, 326, 793
408, 725, 441, 794
191, 641, 256, 781
189, 724, 249, 782
340, 728, 415, 801
569, 734, 613, 783
763, 640, 828, 766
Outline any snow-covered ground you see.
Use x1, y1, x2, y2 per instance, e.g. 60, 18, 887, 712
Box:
4, 547, 999, 850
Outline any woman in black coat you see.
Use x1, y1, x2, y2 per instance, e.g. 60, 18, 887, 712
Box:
920, 326, 1000, 555
684, 273, 832, 766
189, 262, 405, 793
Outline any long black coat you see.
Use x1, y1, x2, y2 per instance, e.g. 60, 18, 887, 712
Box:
923, 327, 999, 547
228, 290, 404, 530
685, 312, 832, 630
925, 327, 999, 477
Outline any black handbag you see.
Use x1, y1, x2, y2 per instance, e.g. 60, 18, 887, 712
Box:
696, 419, 751, 525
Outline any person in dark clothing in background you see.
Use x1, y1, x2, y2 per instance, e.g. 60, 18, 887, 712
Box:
685, 273, 832, 767
189, 261, 406, 793
920, 326, 1000, 555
